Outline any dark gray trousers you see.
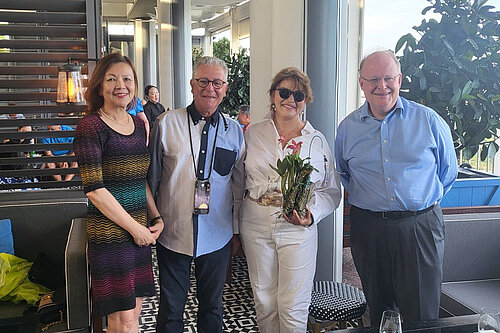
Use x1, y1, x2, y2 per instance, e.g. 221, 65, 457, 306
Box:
349, 204, 445, 327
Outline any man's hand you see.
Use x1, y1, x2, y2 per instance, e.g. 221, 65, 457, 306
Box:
231, 234, 243, 256
283, 207, 312, 227
149, 219, 164, 240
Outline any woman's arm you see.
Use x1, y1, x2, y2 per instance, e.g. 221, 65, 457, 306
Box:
146, 183, 164, 240
86, 187, 156, 246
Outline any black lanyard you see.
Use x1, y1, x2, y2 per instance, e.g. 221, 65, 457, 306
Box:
187, 111, 220, 180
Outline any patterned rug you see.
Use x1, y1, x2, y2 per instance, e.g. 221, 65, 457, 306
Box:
139, 248, 259, 333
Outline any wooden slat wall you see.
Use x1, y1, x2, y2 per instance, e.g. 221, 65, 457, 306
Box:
0, 0, 101, 192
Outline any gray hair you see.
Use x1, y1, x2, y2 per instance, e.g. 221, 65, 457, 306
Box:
359, 49, 401, 74
238, 105, 250, 115
193, 56, 228, 80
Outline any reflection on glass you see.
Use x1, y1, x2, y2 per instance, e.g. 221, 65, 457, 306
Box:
379, 310, 402, 333
478, 307, 500, 333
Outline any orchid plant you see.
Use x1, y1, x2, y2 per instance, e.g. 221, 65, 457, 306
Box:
270, 139, 318, 218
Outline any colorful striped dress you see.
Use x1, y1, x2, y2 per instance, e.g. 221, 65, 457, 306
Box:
73, 114, 155, 316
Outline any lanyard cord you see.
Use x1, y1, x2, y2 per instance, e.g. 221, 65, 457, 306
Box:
187, 111, 220, 180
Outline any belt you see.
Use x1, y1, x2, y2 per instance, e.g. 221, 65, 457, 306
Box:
353, 204, 436, 220
248, 193, 282, 207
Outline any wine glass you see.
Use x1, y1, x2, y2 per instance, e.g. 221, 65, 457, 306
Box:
379, 310, 402, 333
478, 307, 500, 333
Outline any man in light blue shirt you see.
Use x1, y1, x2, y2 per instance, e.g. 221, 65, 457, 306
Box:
147, 56, 244, 333
335, 50, 458, 327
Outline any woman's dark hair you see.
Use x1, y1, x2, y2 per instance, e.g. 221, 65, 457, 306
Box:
84, 53, 138, 115
144, 84, 157, 97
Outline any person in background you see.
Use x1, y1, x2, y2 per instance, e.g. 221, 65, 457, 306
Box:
335, 50, 458, 327
148, 56, 244, 333
41, 124, 78, 181
233, 67, 341, 332
73, 53, 164, 332
0, 113, 25, 119
237, 104, 250, 133
127, 96, 149, 139
143, 85, 166, 131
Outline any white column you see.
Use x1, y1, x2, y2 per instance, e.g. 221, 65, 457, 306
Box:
134, 20, 145, 94
249, 0, 305, 122
230, 7, 239, 54
156, 0, 174, 110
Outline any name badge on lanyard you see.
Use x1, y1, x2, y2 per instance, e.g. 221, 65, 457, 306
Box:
187, 111, 220, 215
194, 179, 210, 214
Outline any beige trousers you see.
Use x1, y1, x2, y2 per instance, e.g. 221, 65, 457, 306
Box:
239, 199, 318, 333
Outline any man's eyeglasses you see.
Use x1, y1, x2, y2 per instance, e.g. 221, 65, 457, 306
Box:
276, 88, 306, 102
195, 78, 226, 89
360, 74, 401, 86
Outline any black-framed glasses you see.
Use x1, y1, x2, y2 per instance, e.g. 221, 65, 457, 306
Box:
195, 78, 226, 89
360, 73, 401, 86
276, 88, 306, 102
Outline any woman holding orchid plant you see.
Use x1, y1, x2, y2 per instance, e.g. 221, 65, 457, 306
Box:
233, 67, 341, 332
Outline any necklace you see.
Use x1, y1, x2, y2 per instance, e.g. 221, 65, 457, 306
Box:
275, 120, 305, 146
99, 108, 130, 126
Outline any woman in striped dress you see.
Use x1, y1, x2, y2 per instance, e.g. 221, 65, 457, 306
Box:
74, 53, 164, 332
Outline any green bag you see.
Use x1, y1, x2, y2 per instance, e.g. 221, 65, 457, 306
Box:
0, 253, 50, 305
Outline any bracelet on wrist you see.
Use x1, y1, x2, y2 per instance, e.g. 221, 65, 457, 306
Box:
149, 216, 163, 226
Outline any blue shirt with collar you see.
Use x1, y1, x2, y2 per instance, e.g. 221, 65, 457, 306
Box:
335, 96, 458, 212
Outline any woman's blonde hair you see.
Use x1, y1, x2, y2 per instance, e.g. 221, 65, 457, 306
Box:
268, 67, 313, 113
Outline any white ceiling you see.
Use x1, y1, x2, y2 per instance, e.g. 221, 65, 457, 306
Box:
102, 0, 243, 23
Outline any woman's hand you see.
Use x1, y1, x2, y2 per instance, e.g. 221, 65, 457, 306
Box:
132, 223, 156, 247
149, 219, 164, 240
283, 207, 312, 227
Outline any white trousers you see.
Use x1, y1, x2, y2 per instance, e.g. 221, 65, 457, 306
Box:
240, 199, 318, 333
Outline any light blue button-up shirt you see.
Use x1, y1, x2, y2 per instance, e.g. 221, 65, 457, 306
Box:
335, 97, 458, 212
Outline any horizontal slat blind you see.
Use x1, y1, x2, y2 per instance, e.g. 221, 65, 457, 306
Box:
0, 0, 100, 192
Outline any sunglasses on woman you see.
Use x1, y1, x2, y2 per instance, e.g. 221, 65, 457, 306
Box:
276, 88, 305, 102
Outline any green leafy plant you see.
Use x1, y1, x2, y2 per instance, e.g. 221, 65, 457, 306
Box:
270, 140, 317, 218
208, 37, 250, 116
213, 37, 231, 63
396, 0, 500, 160
192, 46, 204, 65
221, 48, 250, 117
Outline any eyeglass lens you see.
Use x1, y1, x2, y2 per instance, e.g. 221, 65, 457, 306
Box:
278, 88, 305, 102
196, 78, 225, 89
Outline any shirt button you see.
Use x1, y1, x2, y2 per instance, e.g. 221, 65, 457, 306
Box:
203, 131, 207, 134
383, 139, 387, 143
201, 150, 205, 154
199, 170, 203, 174
390, 197, 395, 201
385, 158, 389, 162
383, 121, 387, 124
386, 177, 390, 181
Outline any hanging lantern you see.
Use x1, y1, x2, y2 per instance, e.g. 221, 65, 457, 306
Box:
57, 59, 84, 105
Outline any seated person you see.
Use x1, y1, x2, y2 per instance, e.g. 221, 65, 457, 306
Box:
0, 126, 33, 170
143, 85, 166, 131
41, 125, 78, 181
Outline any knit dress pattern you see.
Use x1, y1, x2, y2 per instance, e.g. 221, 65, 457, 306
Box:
74, 114, 155, 316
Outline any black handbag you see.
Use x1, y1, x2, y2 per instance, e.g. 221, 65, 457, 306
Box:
36, 288, 66, 331
28, 253, 64, 290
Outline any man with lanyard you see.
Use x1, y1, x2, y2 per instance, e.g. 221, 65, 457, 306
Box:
335, 50, 458, 326
147, 56, 244, 333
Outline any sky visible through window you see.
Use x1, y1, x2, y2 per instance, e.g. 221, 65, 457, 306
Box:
363, 0, 500, 56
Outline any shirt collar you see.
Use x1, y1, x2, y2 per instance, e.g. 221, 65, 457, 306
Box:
359, 96, 405, 121
187, 101, 219, 127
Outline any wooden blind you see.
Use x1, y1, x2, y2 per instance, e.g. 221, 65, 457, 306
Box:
0, 0, 101, 192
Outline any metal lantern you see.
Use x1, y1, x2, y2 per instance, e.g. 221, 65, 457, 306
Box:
57, 59, 84, 104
